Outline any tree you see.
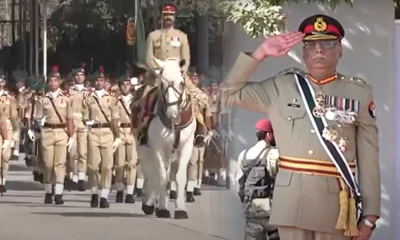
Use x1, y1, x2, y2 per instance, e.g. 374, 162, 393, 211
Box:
219, 0, 357, 38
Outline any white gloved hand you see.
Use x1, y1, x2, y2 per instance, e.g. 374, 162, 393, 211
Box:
67, 137, 74, 152
13, 149, 19, 156
40, 116, 49, 126
228, 129, 234, 141
113, 138, 121, 152
266, 148, 280, 177
2, 140, 10, 155
27, 129, 35, 141
210, 129, 220, 139
13, 131, 19, 141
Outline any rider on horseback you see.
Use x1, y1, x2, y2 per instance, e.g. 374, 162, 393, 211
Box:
134, 3, 208, 147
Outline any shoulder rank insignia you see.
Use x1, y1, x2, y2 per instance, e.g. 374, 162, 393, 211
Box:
279, 67, 306, 77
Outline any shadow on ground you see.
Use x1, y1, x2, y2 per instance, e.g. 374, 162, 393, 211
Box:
6, 181, 43, 191
9, 163, 29, 172
31, 211, 147, 218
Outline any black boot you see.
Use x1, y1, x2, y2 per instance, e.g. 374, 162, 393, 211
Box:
194, 187, 201, 196
135, 188, 143, 197
99, 197, 110, 208
44, 193, 53, 204
186, 192, 195, 202
54, 194, 64, 205
125, 194, 135, 203
33, 171, 40, 182
77, 180, 85, 192
0, 185, 6, 194
90, 194, 99, 208
170, 190, 177, 200
115, 191, 124, 203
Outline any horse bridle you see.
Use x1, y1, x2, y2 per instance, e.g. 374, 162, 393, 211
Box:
157, 70, 187, 112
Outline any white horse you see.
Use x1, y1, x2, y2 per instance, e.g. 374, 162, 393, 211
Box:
141, 57, 196, 219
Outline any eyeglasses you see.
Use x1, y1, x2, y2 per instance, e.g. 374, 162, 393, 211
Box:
304, 40, 339, 49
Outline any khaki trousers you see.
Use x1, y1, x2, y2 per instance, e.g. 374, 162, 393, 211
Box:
137, 162, 144, 179
278, 227, 351, 240
69, 120, 88, 173
41, 129, 68, 183
114, 128, 138, 186
187, 146, 205, 181
87, 128, 114, 189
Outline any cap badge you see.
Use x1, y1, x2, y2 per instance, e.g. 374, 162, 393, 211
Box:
314, 17, 327, 32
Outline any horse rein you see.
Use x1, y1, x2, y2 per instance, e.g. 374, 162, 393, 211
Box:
156, 70, 189, 112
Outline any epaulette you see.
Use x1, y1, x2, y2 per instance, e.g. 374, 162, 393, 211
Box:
339, 74, 368, 87
278, 67, 307, 77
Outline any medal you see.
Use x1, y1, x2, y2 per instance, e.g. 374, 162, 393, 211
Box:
338, 137, 349, 152
313, 106, 325, 118
325, 108, 338, 121
314, 91, 326, 108
322, 127, 338, 142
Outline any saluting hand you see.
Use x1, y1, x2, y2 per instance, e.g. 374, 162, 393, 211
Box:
252, 31, 305, 61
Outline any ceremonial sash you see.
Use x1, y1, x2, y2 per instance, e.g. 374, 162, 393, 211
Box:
294, 74, 362, 219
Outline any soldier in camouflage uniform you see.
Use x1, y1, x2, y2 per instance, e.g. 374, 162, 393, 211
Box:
236, 119, 279, 240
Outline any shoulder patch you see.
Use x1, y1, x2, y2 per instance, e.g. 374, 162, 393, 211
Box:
368, 101, 375, 118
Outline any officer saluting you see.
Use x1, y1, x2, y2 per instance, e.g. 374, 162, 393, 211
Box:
34, 66, 75, 204
223, 15, 380, 240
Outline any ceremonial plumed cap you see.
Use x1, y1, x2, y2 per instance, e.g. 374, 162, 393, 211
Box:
298, 14, 344, 41
73, 62, 86, 75
90, 66, 106, 82
118, 69, 132, 84
48, 66, 61, 79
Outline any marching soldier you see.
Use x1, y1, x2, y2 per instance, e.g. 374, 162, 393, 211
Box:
134, 3, 208, 147
185, 72, 215, 201
222, 14, 380, 240
68, 63, 89, 191
34, 66, 74, 204
114, 70, 138, 204
131, 74, 146, 197
25, 80, 45, 183
83, 66, 121, 208
14, 70, 29, 156
0, 71, 18, 193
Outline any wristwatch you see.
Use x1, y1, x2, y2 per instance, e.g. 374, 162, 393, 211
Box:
363, 218, 376, 230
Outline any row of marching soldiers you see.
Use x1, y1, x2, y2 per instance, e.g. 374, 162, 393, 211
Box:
9, 63, 214, 207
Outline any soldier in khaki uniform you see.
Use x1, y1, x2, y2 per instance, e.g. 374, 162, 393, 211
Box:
83, 66, 121, 208
114, 71, 138, 204
34, 66, 74, 204
134, 3, 208, 147
25, 80, 45, 183
0, 71, 18, 193
68, 63, 89, 191
222, 15, 380, 240
186, 72, 214, 200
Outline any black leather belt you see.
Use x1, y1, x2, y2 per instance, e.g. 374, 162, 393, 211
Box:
43, 123, 66, 129
120, 123, 131, 128
91, 123, 111, 128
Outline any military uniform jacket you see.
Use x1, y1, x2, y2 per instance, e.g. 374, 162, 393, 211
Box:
69, 85, 89, 120
82, 90, 119, 124
34, 90, 73, 125
146, 28, 190, 72
0, 91, 19, 130
116, 94, 136, 142
223, 52, 380, 233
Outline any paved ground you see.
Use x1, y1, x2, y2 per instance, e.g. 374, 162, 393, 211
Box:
0, 158, 244, 240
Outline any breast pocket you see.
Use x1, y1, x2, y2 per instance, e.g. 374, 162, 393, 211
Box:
276, 98, 307, 139
154, 40, 161, 48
